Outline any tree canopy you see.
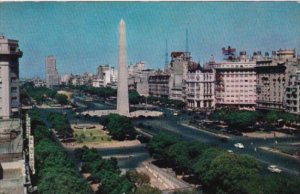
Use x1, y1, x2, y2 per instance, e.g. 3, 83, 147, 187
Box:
100, 114, 136, 140
28, 109, 92, 194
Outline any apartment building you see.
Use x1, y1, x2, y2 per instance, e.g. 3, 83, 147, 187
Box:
148, 71, 170, 98
285, 70, 300, 115
185, 63, 215, 110
214, 48, 257, 110
169, 52, 191, 101
0, 35, 22, 119
256, 49, 297, 110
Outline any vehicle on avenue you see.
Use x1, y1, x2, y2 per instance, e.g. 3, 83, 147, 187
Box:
267, 165, 282, 173
173, 111, 180, 116
234, 143, 245, 149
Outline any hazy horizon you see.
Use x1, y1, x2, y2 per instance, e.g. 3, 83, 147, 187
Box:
1, 2, 299, 78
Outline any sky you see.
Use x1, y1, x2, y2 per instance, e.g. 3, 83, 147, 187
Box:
0, 2, 299, 78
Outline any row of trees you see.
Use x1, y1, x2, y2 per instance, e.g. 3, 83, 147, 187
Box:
28, 108, 92, 194
130, 91, 186, 109
70, 85, 117, 99
99, 114, 136, 141
209, 108, 300, 130
70, 84, 186, 109
147, 132, 300, 194
128, 90, 186, 109
74, 146, 161, 194
21, 82, 69, 105
47, 112, 73, 139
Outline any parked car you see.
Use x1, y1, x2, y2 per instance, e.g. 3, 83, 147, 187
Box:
234, 143, 245, 149
267, 165, 282, 173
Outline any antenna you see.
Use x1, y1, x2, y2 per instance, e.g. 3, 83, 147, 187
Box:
165, 40, 169, 69
185, 29, 189, 53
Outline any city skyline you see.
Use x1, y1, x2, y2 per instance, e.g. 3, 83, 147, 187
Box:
0, 2, 299, 78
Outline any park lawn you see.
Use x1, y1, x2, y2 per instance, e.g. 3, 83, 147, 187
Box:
74, 128, 112, 143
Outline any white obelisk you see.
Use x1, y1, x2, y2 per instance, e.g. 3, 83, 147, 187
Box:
117, 19, 129, 116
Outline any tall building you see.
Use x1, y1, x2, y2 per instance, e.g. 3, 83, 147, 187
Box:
169, 51, 191, 101
285, 69, 300, 115
185, 63, 215, 111
0, 36, 27, 194
45, 55, 60, 88
136, 69, 155, 96
0, 35, 22, 119
97, 64, 111, 86
148, 70, 170, 98
117, 19, 129, 116
214, 47, 257, 110
256, 49, 298, 110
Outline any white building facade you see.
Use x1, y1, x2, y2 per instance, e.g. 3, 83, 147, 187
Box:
0, 36, 22, 119
186, 68, 215, 110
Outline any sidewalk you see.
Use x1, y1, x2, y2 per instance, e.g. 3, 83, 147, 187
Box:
259, 146, 299, 160
63, 139, 143, 149
243, 131, 291, 139
180, 123, 230, 139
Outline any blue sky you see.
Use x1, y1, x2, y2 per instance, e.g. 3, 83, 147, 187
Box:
0, 2, 299, 78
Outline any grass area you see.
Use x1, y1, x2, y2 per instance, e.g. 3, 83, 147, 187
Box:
74, 128, 112, 143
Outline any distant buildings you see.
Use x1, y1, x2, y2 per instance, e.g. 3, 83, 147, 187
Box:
40, 44, 300, 116
61, 74, 71, 85
128, 61, 145, 77
31, 77, 46, 87
45, 55, 60, 88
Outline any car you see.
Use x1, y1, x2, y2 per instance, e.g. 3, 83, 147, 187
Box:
234, 143, 245, 149
267, 165, 282, 173
173, 111, 179, 116
227, 150, 234, 153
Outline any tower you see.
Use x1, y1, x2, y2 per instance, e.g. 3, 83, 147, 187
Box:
185, 29, 189, 53
45, 55, 60, 88
164, 40, 169, 70
117, 19, 129, 116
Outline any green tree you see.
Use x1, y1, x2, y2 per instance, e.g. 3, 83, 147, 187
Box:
99, 171, 134, 194
103, 114, 136, 140
129, 90, 142, 105
202, 153, 260, 194
55, 93, 69, 105
134, 185, 161, 194
147, 132, 178, 159
37, 167, 91, 194
193, 147, 224, 180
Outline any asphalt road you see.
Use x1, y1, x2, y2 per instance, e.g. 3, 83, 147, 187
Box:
71, 94, 300, 176
133, 108, 300, 177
